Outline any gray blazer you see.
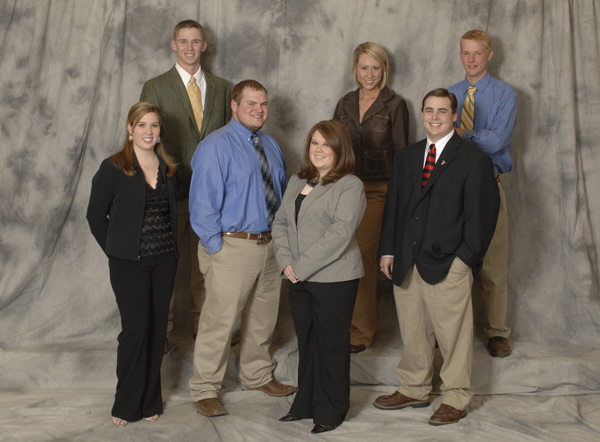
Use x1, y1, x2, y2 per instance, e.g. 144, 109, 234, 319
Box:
272, 174, 366, 283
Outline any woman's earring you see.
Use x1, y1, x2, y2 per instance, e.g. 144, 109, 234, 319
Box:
157, 137, 161, 144
128, 134, 133, 141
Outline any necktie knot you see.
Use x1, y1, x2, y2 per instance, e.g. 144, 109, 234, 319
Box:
467, 85, 477, 95
189, 75, 197, 85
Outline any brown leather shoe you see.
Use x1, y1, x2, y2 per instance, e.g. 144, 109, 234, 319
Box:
350, 344, 366, 354
373, 391, 430, 410
243, 379, 297, 397
428, 403, 466, 425
194, 398, 227, 417
487, 336, 512, 357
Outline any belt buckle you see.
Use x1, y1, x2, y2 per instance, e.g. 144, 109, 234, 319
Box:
256, 233, 270, 245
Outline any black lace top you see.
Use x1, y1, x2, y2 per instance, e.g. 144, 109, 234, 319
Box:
139, 172, 175, 257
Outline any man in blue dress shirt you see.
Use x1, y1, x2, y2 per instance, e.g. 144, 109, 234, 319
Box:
448, 29, 518, 358
188, 80, 295, 417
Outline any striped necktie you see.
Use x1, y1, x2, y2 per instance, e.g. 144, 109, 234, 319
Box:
251, 132, 278, 226
187, 75, 203, 131
460, 86, 476, 130
422, 144, 436, 189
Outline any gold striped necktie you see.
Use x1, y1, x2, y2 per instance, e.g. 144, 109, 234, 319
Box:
188, 75, 203, 131
460, 86, 476, 130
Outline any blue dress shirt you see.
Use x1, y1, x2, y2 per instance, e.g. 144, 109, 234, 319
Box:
189, 119, 287, 254
448, 72, 517, 174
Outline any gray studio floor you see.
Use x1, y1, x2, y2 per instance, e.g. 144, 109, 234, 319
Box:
3, 303, 600, 442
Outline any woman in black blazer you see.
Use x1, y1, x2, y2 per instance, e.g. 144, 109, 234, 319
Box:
87, 102, 178, 427
272, 120, 366, 434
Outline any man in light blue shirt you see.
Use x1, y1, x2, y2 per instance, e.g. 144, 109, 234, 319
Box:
448, 29, 517, 358
188, 80, 295, 417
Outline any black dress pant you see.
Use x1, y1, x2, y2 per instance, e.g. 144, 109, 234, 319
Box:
108, 252, 177, 421
288, 279, 359, 427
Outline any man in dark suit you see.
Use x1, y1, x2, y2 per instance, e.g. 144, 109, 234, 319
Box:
373, 88, 499, 425
140, 20, 231, 346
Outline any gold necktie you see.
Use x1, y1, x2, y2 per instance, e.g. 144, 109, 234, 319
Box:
188, 76, 203, 131
460, 86, 476, 130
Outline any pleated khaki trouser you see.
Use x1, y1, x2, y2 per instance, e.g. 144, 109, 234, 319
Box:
394, 257, 474, 411
189, 237, 281, 401
478, 180, 511, 339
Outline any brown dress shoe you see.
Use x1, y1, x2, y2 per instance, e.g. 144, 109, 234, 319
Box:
487, 336, 512, 357
428, 403, 466, 425
373, 391, 430, 410
350, 344, 366, 354
194, 398, 228, 417
243, 379, 297, 397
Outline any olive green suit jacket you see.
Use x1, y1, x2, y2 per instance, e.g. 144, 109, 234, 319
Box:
140, 66, 232, 199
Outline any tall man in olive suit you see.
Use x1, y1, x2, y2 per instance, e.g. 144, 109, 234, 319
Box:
140, 20, 232, 345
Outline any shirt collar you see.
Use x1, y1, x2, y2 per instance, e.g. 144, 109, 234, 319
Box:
230, 118, 256, 139
464, 71, 491, 91
426, 129, 455, 157
175, 63, 203, 86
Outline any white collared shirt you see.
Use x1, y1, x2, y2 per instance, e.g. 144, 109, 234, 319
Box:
423, 130, 455, 167
175, 63, 206, 110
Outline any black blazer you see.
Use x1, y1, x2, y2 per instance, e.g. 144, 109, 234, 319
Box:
378, 132, 500, 286
86, 154, 178, 261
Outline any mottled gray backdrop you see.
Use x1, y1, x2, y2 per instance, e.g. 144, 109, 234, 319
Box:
1, 0, 599, 393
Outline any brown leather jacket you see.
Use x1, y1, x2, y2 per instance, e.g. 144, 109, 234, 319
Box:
333, 86, 409, 180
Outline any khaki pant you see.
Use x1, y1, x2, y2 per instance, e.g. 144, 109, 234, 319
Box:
189, 237, 281, 401
350, 180, 387, 347
477, 181, 511, 339
394, 258, 474, 410
167, 199, 205, 336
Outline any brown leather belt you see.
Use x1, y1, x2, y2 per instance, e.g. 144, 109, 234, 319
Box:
496, 174, 501, 183
221, 231, 272, 245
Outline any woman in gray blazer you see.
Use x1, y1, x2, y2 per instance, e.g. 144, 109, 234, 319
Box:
272, 120, 366, 434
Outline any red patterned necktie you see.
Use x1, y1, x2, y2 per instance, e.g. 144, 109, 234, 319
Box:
422, 144, 436, 189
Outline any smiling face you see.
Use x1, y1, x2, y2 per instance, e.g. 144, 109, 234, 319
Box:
231, 87, 268, 132
459, 38, 493, 84
355, 53, 383, 91
128, 112, 160, 153
309, 130, 337, 177
171, 27, 207, 74
421, 96, 457, 142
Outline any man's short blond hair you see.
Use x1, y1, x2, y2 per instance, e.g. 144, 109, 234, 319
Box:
460, 29, 492, 52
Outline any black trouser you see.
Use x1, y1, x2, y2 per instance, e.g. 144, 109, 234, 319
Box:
108, 252, 177, 421
288, 279, 359, 427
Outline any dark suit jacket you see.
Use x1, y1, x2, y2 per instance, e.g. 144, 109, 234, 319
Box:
86, 155, 178, 261
378, 132, 500, 286
140, 67, 231, 199
272, 174, 366, 283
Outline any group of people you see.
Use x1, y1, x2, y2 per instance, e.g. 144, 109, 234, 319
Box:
86, 19, 517, 433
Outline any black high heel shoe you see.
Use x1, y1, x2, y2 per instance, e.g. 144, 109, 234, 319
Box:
279, 413, 302, 422
311, 423, 337, 434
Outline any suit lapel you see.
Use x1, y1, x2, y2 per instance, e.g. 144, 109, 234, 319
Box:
167, 67, 200, 137
418, 132, 461, 202
297, 180, 333, 224
344, 90, 361, 128
201, 72, 216, 139
411, 139, 427, 198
